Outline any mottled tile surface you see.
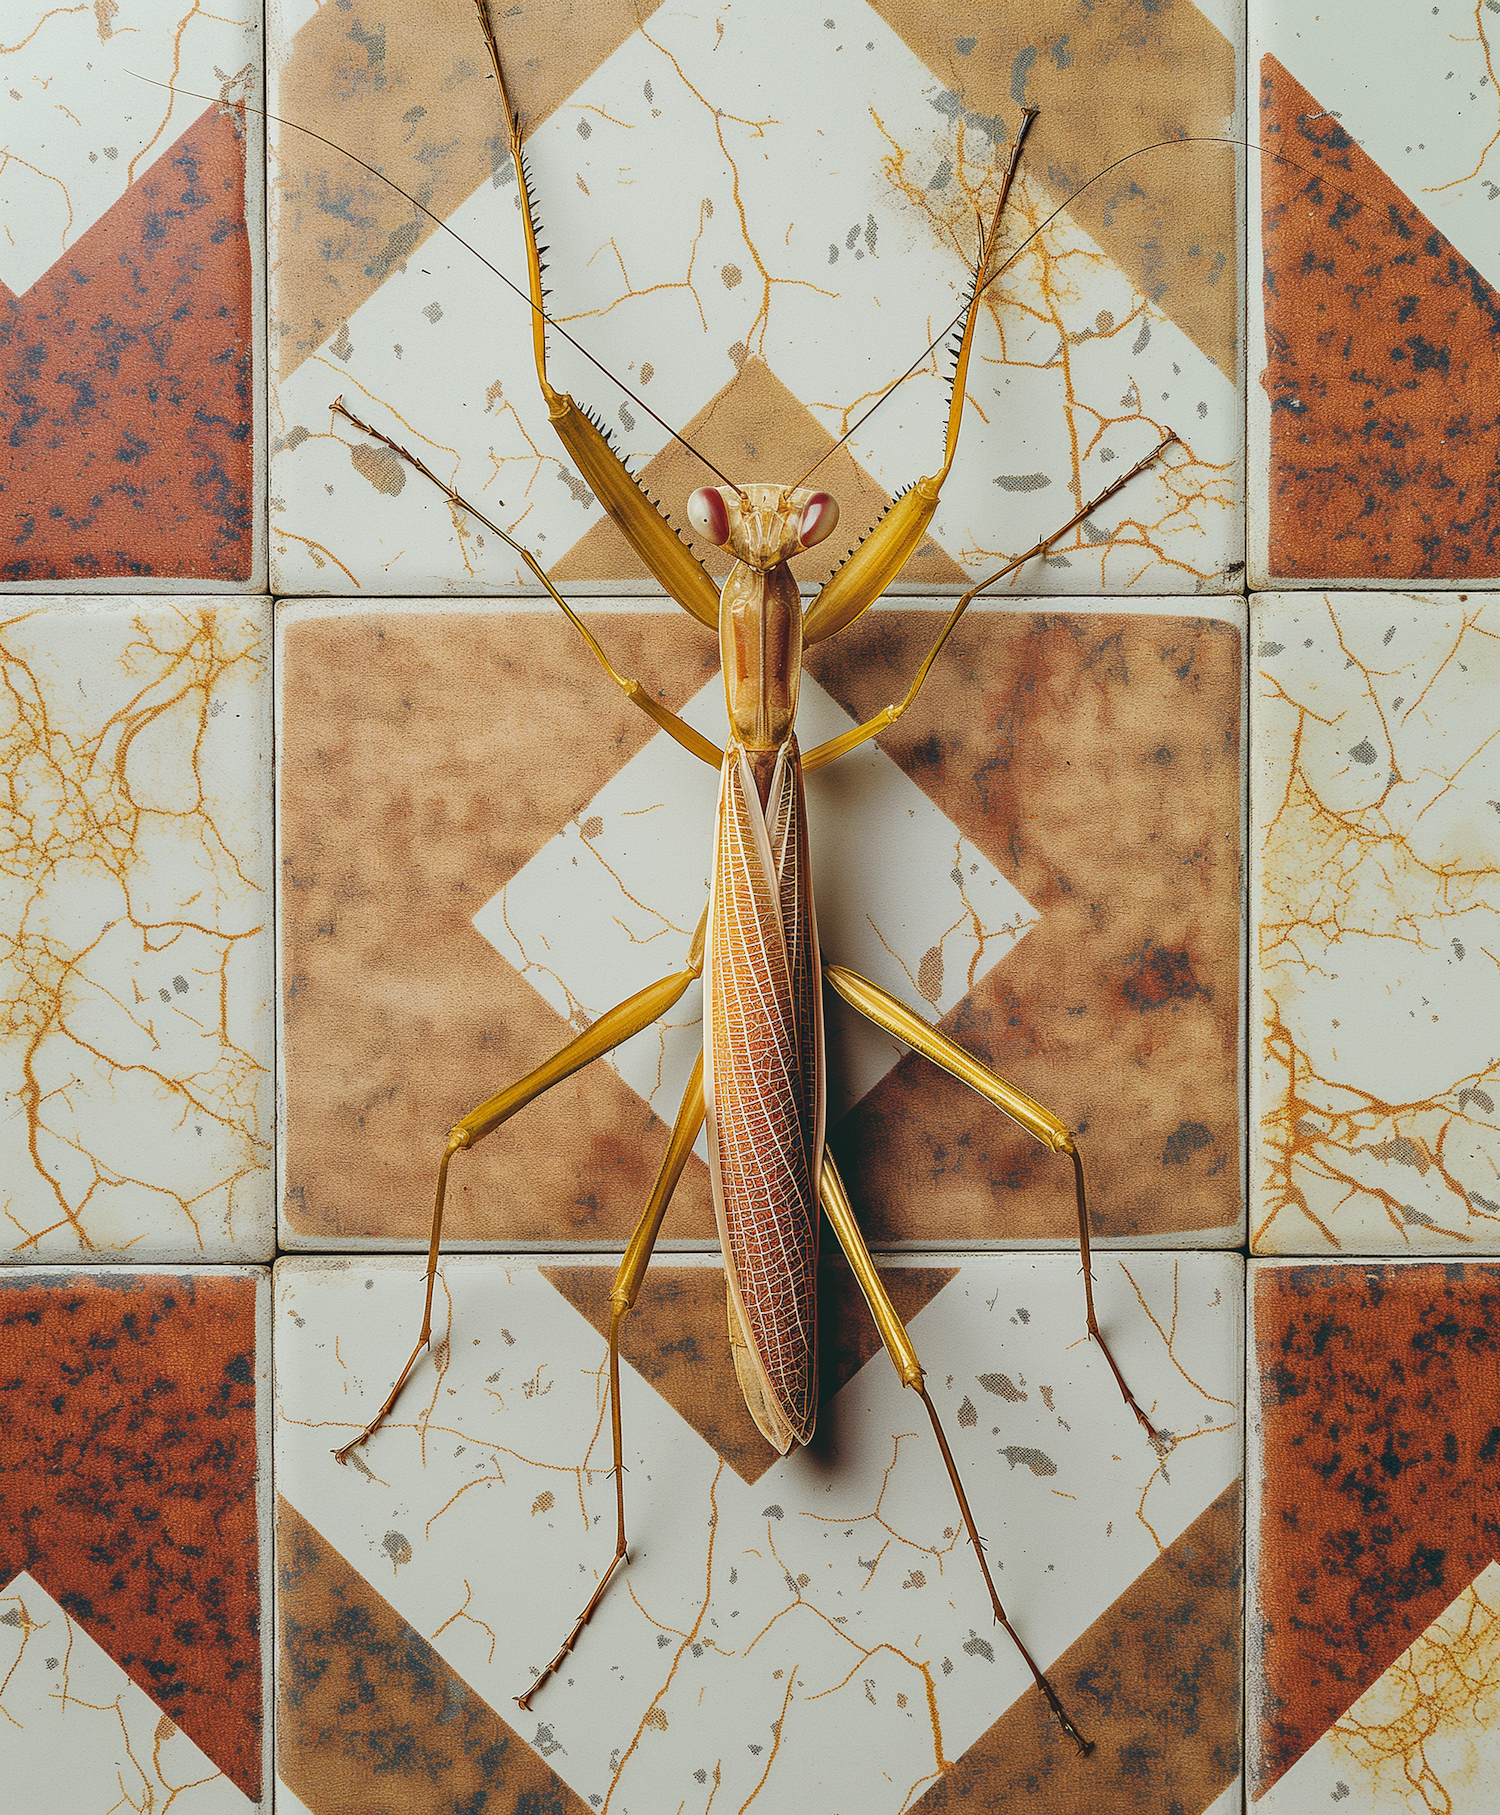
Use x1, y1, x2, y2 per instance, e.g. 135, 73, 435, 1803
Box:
1, 600, 274, 1262
1251, 595, 1500, 1253
276, 1252, 1242, 1813
268, 0, 1241, 595
277, 599, 1243, 1249
0, 2, 263, 588
1248, 1260, 1500, 1810
0, 1268, 271, 1809
1249, 4, 1500, 586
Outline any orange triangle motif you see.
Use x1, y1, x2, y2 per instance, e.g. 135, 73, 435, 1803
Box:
0, 105, 252, 582
1260, 55, 1500, 580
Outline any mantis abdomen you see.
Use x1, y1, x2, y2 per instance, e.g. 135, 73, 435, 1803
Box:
705, 737, 825, 1455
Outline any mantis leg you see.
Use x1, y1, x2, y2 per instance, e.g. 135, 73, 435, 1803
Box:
819, 1153, 1092, 1756
331, 400, 719, 769
333, 916, 706, 1464
823, 962, 1160, 1444
802, 434, 1177, 775
468, 0, 723, 630
516, 1054, 707, 1711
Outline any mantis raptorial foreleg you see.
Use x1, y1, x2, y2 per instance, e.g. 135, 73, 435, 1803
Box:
333, 913, 708, 1464
823, 963, 1162, 1445
468, 0, 723, 628
818, 1155, 1093, 1756
516, 1055, 707, 1712
801, 433, 1179, 776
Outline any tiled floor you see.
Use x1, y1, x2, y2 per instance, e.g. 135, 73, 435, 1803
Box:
3, 3, 1499, 1812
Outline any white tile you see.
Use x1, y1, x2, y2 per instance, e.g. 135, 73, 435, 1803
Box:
0, 602, 274, 1261
1251, 594, 1500, 1251
276, 1250, 1242, 1811
270, 0, 1241, 595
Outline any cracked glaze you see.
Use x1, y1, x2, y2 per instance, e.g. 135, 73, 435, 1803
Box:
1, 602, 273, 1261
0, 1573, 252, 1815
268, 0, 1240, 594
1252, 596, 1500, 1253
275, 1252, 1241, 1812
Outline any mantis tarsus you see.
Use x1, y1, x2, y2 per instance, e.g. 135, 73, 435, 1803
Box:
311, 0, 1203, 1753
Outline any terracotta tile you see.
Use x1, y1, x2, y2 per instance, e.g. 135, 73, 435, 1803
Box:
276, 599, 1244, 1249
1249, 6, 1500, 587
0, 600, 274, 1263
268, 0, 1242, 595
0, 3, 263, 589
1248, 1259, 1500, 1809
1251, 594, 1500, 1253
275, 1251, 1242, 1813
0, 1267, 271, 1809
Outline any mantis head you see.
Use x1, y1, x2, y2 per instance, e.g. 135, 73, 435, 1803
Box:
687, 483, 839, 574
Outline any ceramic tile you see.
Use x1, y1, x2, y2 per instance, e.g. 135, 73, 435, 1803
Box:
1250, 594, 1500, 1254
276, 597, 1244, 1251
275, 1250, 1243, 1813
1248, 2, 1500, 587
267, 0, 1242, 597
0, 1, 265, 590
1248, 1259, 1500, 1811
0, 599, 275, 1263
0, 1266, 272, 1811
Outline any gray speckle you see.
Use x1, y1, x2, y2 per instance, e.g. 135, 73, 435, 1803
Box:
382, 1530, 412, 1566
1257, 641, 1285, 658
556, 467, 595, 508
994, 471, 1051, 493
999, 1445, 1057, 1477
963, 1630, 996, 1662
978, 1372, 1025, 1402
1348, 738, 1379, 765
1366, 1136, 1429, 1174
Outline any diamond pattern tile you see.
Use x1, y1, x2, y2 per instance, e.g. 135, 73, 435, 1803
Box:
268, 0, 1243, 596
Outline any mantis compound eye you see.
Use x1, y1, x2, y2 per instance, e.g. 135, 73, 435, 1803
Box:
687, 486, 732, 546
797, 491, 838, 550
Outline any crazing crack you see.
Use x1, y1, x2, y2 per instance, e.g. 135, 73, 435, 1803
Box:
1257, 601, 1500, 1248
0, 606, 269, 1254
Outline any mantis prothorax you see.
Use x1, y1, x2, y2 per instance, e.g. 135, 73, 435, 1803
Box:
325, 0, 1184, 1755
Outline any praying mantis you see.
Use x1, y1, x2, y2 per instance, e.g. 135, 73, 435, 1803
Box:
270, 0, 1245, 1773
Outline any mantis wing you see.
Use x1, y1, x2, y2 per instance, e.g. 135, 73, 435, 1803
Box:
704, 742, 823, 1454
